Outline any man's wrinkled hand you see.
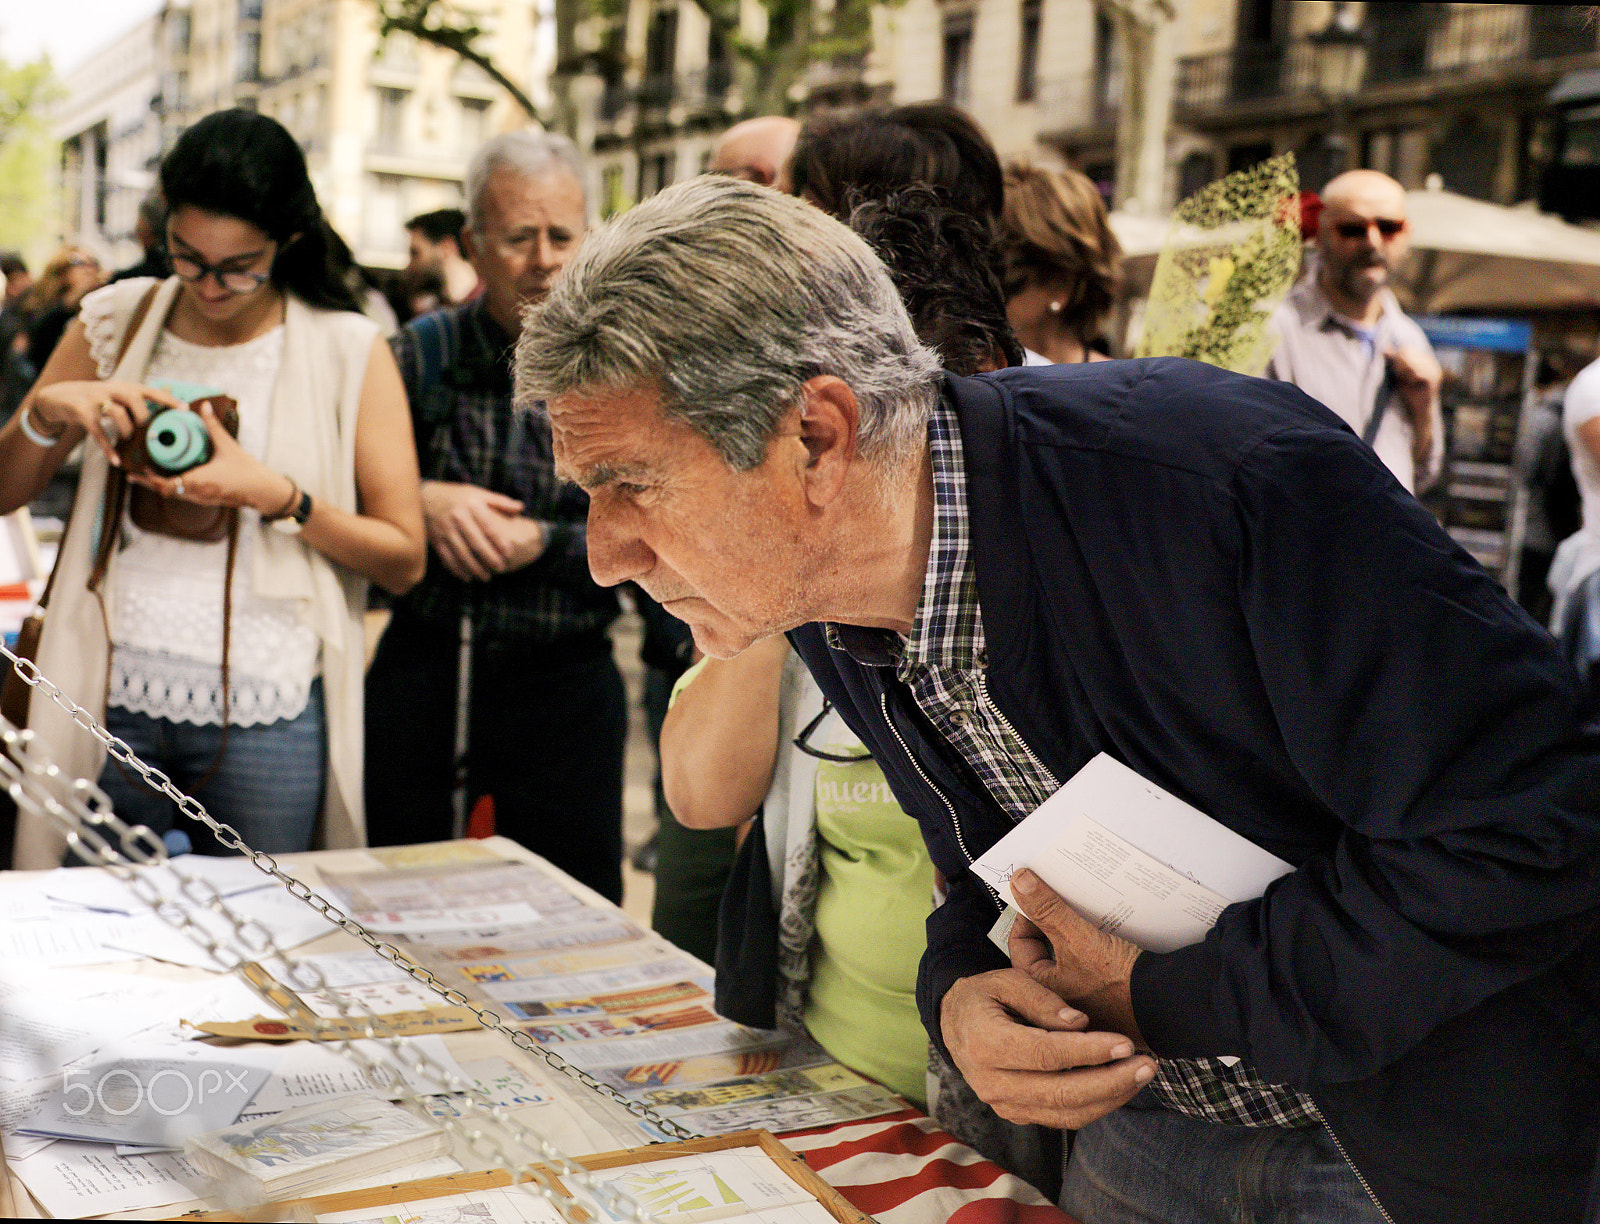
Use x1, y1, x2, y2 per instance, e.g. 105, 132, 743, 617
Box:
421, 481, 526, 581
1008, 869, 1145, 1048
941, 967, 1155, 1129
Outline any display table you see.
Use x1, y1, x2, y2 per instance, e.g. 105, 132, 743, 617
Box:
0, 836, 1073, 1222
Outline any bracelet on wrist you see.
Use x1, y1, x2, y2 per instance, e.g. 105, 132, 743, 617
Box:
17, 405, 66, 449
262, 478, 300, 521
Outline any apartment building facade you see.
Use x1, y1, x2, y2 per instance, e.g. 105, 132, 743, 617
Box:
54, 0, 1600, 257
54, 13, 166, 269
1172, 2, 1600, 204
55, 0, 546, 266
581, 1, 1600, 214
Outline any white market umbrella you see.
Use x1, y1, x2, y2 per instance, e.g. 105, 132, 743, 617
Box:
1115, 186, 1600, 314
1394, 185, 1600, 313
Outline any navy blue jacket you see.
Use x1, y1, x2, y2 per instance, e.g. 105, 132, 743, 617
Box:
792, 359, 1600, 1223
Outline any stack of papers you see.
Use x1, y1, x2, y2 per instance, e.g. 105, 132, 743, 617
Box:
18, 1044, 276, 1149
972, 752, 1294, 954
322, 859, 905, 1140
186, 1094, 449, 1201
0, 859, 335, 970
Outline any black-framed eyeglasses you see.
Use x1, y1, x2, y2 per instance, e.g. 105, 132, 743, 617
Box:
168, 250, 272, 295
1333, 218, 1404, 240
792, 699, 872, 763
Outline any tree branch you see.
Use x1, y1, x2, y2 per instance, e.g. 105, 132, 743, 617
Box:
374, 0, 545, 125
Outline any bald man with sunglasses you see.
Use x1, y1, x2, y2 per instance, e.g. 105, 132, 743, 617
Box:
1267, 169, 1443, 494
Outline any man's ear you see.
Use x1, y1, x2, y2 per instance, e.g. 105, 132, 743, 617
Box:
795, 375, 859, 508
461, 226, 484, 273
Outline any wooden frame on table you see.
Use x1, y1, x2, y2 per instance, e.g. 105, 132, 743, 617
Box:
181, 1129, 875, 1223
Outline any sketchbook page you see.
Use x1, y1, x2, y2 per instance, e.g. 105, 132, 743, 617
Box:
7, 1137, 213, 1216
971, 753, 1294, 954
247, 1036, 467, 1115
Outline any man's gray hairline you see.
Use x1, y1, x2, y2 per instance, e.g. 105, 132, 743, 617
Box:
516, 173, 941, 477
465, 131, 587, 231
523, 368, 937, 479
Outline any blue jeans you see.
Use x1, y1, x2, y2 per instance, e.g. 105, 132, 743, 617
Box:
94, 681, 326, 856
1061, 1094, 1387, 1224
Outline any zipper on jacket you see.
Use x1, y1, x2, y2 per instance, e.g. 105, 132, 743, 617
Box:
1308, 1101, 1396, 1224
879, 692, 1001, 907
975, 672, 1060, 792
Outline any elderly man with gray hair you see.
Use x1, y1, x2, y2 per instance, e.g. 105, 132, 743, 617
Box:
516, 174, 1600, 1223
365, 130, 630, 903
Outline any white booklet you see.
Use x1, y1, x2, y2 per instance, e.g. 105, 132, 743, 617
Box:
972, 753, 1294, 954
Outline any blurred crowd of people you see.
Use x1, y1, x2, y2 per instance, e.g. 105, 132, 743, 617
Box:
3, 94, 1600, 1224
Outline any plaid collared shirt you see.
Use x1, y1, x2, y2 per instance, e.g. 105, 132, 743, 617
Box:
389, 300, 618, 644
838, 387, 1319, 1131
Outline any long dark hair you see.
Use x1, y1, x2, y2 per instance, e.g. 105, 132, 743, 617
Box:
159, 109, 361, 313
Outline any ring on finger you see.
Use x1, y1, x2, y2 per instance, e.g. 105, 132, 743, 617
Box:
174, 478, 185, 498
98, 403, 120, 445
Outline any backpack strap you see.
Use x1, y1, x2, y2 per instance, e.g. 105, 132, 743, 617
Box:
405, 308, 463, 464
1361, 366, 1394, 449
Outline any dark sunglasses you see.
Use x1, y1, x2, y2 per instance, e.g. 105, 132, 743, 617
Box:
1333, 218, 1405, 239
793, 699, 872, 764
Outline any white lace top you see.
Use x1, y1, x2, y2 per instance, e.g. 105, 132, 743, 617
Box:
82, 288, 322, 726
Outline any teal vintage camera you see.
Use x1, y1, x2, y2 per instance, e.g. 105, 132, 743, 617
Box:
118, 395, 239, 477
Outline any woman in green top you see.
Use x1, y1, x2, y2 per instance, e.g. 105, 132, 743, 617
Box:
663, 637, 933, 1105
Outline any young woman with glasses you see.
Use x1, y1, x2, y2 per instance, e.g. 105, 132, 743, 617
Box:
0, 108, 426, 867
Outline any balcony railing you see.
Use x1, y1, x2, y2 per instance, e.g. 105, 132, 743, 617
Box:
1178, 6, 1599, 112
1033, 70, 1119, 131
802, 52, 870, 100
600, 66, 736, 122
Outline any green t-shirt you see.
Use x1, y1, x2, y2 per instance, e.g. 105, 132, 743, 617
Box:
669, 658, 934, 1106
802, 726, 934, 1107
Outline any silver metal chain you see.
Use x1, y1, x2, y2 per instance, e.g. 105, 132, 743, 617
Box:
1, 640, 701, 1219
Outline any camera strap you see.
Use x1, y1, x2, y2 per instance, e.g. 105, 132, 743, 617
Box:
88, 282, 239, 791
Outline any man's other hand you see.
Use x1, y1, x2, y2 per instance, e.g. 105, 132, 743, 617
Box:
940, 967, 1156, 1129
420, 481, 533, 581
1008, 868, 1144, 1048
1386, 345, 1441, 473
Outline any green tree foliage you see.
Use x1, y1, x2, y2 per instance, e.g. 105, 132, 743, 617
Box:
0, 56, 57, 257
372, 0, 886, 137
